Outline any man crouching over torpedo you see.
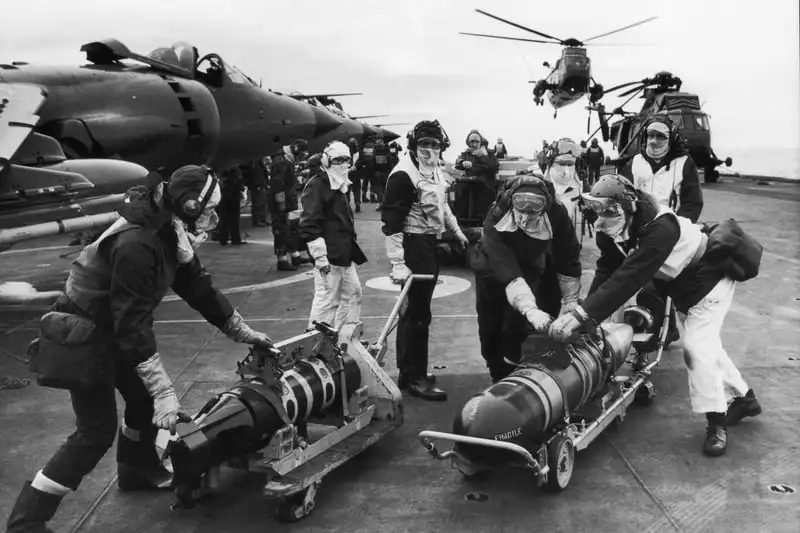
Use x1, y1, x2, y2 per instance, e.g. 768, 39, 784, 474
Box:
471, 174, 582, 383
548, 174, 762, 457
7, 166, 276, 533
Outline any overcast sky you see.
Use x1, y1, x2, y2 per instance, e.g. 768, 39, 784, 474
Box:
2, 0, 798, 160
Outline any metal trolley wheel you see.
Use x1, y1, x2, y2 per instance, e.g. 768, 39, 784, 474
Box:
274, 493, 315, 523
545, 434, 575, 492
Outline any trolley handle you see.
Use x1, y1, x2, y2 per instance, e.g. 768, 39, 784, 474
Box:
371, 274, 435, 365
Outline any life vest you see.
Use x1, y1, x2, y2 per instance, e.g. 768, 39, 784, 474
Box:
64, 218, 176, 322
388, 153, 448, 236
631, 154, 687, 212
645, 207, 705, 281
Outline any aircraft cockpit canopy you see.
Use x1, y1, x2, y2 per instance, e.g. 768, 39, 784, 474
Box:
147, 41, 196, 74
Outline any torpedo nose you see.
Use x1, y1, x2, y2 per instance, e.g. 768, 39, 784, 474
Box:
311, 106, 343, 138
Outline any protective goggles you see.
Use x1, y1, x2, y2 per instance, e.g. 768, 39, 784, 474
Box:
417, 138, 442, 150
646, 130, 668, 141
582, 195, 623, 217
330, 156, 352, 165
512, 192, 548, 214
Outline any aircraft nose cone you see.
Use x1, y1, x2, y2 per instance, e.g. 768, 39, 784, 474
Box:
361, 123, 378, 138
311, 107, 343, 138
381, 129, 399, 141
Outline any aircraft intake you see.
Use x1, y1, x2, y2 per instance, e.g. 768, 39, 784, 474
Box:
166, 345, 361, 488
451, 323, 634, 465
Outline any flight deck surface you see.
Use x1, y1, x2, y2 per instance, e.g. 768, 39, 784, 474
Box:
1, 175, 798, 533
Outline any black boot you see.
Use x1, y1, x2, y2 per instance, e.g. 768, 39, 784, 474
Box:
291, 253, 313, 266
726, 389, 762, 426
6, 481, 61, 533
405, 376, 447, 402
116, 429, 172, 491
703, 413, 728, 457
398, 374, 437, 390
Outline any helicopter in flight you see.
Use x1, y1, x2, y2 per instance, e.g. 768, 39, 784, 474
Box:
460, 9, 657, 113
586, 71, 732, 183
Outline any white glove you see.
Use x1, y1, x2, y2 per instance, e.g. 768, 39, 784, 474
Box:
314, 255, 331, 275
525, 309, 554, 332
462, 160, 473, 169
307, 237, 330, 274
506, 277, 552, 331
135, 353, 187, 435
549, 305, 590, 343
557, 274, 582, 317
390, 263, 412, 284
454, 229, 469, 250
222, 310, 275, 349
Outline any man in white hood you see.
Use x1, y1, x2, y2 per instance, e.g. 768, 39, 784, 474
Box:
545, 138, 585, 230
299, 141, 367, 330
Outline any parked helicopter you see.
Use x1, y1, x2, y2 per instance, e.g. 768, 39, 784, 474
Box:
460, 9, 657, 113
586, 71, 732, 183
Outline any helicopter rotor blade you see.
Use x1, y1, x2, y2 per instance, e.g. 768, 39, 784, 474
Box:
581, 16, 658, 43
602, 80, 647, 95
618, 84, 647, 98
458, 32, 560, 44
474, 9, 564, 43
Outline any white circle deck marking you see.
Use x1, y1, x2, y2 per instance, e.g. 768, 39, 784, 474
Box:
364, 275, 471, 299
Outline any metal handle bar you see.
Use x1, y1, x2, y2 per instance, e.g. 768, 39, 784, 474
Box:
372, 274, 435, 365
418, 430, 544, 474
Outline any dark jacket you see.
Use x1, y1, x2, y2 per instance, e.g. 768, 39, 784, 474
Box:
61, 187, 233, 367
269, 153, 299, 210
622, 153, 703, 223
585, 145, 604, 167
373, 141, 392, 172
586, 214, 722, 320
477, 193, 581, 287
220, 167, 244, 198
454, 147, 500, 188
299, 171, 367, 267
241, 161, 267, 189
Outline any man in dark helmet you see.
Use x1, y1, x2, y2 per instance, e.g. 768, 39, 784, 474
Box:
471, 173, 582, 382
613, 115, 704, 347
269, 138, 312, 271
381, 119, 468, 401
6, 166, 277, 533
548, 174, 761, 458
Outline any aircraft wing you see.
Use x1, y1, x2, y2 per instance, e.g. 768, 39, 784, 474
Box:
0, 83, 47, 163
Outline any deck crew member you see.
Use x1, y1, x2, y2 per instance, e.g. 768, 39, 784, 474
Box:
381, 120, 468, 401
269, 139, 312, 271
454, 129, 500, 224
7, 166, 276, 533
606, 115, 704, 344
545, 138, 584, 230
300, 141, 367, 331
472, 174, 582, 382
549, 174, 762, 457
